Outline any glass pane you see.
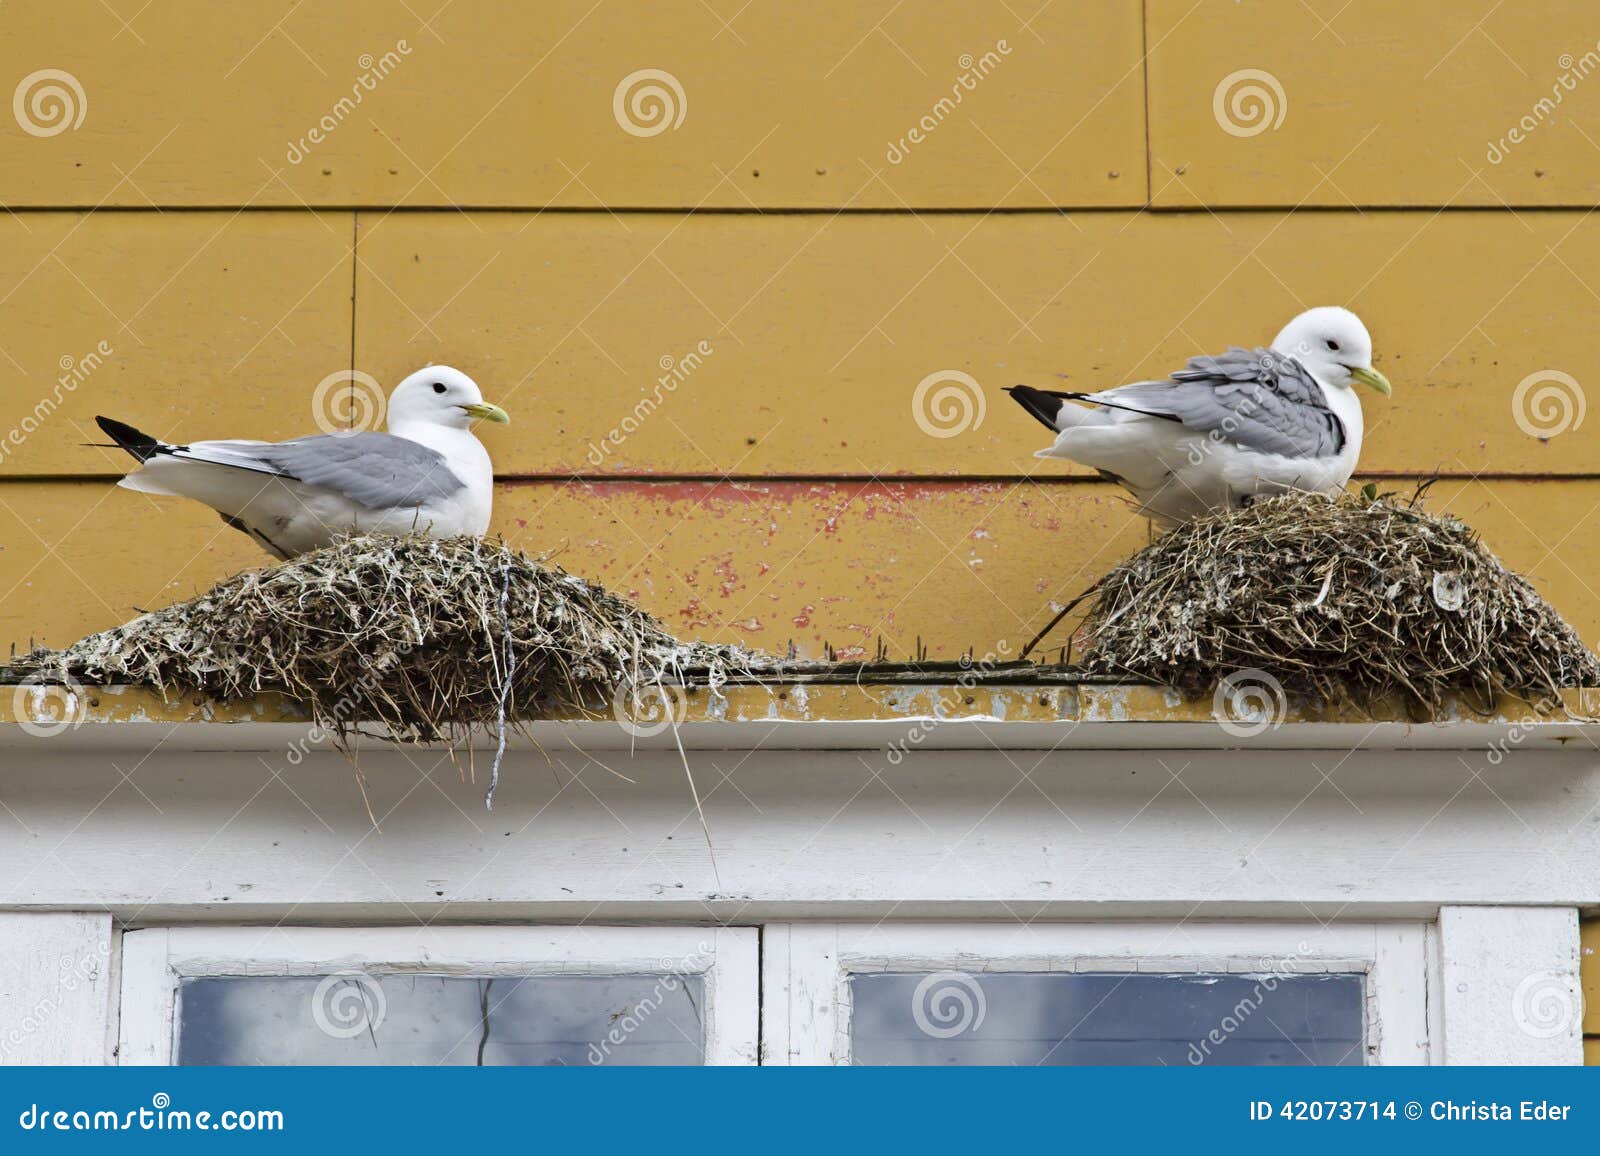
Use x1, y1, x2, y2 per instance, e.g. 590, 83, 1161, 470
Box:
177, 973, 705, 1066
849, 972, 1363, 1066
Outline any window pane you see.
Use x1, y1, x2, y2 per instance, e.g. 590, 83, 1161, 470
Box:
177, 974, 705, 1066
849, 972, 1363, 1066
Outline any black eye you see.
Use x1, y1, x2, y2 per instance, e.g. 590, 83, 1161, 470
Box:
431, 382, 447, 394
1326, 339, 1340, 352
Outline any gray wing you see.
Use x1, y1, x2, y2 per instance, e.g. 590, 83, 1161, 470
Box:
1093, 346, 1345, 459
254, 432, 465, 509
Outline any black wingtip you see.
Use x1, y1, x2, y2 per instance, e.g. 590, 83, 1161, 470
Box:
94, 415, 163, 462
1007, 384, 1067, 431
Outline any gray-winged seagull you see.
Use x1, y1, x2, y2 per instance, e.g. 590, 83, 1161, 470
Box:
1008, 306, 1393, 525
96, 366, 510, 558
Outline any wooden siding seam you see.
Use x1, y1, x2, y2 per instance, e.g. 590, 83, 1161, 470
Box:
8, 473, 1600, 485
10, 204, 1600, 215
1139, 0, 1154, 208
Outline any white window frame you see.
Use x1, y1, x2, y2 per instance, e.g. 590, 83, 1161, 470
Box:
761, 922, 1430, 1066
118, 925, 758, 1066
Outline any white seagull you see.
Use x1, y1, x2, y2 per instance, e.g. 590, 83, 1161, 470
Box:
96, 366, 510, 559
1008, 306, 1393, 525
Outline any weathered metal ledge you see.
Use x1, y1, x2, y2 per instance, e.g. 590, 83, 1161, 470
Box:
4, 679, 1597, 753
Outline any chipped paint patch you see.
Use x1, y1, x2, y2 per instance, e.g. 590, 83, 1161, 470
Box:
705, 685, 729, 721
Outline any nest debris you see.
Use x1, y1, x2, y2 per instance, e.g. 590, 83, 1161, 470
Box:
1077, 488, 1600, 713
15, 534, 766, 741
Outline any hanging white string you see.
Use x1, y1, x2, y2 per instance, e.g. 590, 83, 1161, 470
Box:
486, 552, 514, 810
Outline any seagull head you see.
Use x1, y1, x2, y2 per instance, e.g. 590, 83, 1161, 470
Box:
388, 366, 511, 432
1271, 306, 1392, 397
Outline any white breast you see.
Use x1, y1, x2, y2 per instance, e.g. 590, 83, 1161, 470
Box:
385, 421, 496, 533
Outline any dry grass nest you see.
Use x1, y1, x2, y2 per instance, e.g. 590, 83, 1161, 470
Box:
13, 534, 768, 740
1077, 488, 1600, 713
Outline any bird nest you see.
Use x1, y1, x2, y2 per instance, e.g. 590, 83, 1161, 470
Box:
1076, 488, 1600, 713
14, 534, 765, 741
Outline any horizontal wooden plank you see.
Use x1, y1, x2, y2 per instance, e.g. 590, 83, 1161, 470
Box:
6, 209, 1600, 479
1148, 0, 1600, 207
0, 1, 1145, 209
352, 210, 1600, 477
3, 478, 1596, 662
2, 747, 1595, 921
0, 211, 353, 474
0, 478, 1145, 657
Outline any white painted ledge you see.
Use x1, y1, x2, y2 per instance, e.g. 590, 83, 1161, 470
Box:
0, 744, 1596, 921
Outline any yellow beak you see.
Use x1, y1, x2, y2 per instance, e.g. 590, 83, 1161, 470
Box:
1349, 366, 1392, 397
462, 401, 510, 424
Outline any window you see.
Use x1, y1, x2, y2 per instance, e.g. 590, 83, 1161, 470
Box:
848, 972, 1364, 1065
762, 923, 1429, 1065
119, 927, 757, 1066
175, 974, 708, 1065
119, 921, 1430, 1066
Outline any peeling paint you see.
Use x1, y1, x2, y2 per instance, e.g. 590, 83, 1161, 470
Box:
0, 682, 1590, 732
706, 686, 729, 721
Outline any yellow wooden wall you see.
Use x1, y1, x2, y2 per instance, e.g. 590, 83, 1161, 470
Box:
3, 1, 1600, 667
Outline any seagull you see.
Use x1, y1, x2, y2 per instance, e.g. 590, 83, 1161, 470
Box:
1007, 306, 1392, 525
94, 366, 510, 559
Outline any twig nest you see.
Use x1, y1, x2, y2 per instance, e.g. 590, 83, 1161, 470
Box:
20, 534, 763, 739
1081, 490, 1600, 711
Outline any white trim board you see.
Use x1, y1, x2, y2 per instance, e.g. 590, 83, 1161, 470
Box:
1436, 906, 1583, 1064
0, 912, 114, 1065
5, 747, 1597, 918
